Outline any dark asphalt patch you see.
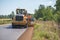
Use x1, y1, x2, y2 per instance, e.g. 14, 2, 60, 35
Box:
5, 25, 27, 29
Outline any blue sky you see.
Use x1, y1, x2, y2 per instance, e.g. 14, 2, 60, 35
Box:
0, 0, 56, 15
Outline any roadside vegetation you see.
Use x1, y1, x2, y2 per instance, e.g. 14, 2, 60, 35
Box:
32, 21, 60, 40
0, 19, 12, 24
32, 0, 60, 40
0, 11, 14, 25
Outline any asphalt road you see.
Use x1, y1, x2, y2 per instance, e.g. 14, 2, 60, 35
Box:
0, 24, 27, 40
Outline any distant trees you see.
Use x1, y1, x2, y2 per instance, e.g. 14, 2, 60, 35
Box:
0, 11, 15, 19
0, 15, 9, 18
8, 11, 15, 18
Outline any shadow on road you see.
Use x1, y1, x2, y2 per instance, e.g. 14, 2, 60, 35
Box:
5, 25, 27, 29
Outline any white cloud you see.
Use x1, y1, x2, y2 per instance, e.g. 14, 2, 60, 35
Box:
44, 1, 53, 6
49, 1, 52, 4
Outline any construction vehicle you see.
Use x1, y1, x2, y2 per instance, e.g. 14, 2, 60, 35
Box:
12, 9, 34, 28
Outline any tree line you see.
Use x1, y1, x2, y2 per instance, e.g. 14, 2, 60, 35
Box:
0, 11, 15, 19
34, 0, 60, 23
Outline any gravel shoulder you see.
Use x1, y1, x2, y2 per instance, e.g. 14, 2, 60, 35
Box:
18, 27, 34, 40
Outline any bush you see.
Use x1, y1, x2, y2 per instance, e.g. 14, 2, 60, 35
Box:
38, 18, 43, 21
32, 22, 59, 40
0, 19, 11, 24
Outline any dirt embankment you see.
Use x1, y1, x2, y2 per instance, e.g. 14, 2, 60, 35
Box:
18, 27, 34, 40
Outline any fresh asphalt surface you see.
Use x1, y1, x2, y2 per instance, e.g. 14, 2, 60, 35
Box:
0, 24, 27, 40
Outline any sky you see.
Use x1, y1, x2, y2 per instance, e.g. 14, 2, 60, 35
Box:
0, 0, 56, 15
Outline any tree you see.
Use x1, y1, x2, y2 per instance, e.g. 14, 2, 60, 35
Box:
55, 0, 60, 11
8, 11, 15, 18
54, 11, 60, 22
34, 5, 46, 19
34, 4, 54, 21
55, 0, 60, 28
55, 0, 60, 23
43, 6, 54, 21
34, 9, 39, 19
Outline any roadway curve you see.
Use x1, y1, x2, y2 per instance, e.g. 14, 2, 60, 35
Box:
0, 24, 27, 40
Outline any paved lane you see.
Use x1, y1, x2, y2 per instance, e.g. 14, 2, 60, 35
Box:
0, 24, 27, 40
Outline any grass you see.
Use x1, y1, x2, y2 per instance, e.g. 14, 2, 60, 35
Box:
0, 19, 12, 24
32, 21, 60, 40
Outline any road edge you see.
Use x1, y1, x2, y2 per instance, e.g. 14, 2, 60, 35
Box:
18, 27, 34, 40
